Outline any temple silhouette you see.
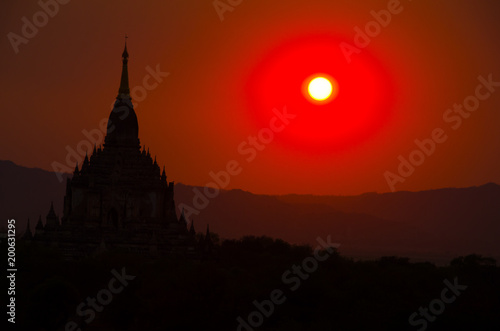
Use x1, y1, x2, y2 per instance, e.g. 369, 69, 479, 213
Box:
22, 42, 209, 259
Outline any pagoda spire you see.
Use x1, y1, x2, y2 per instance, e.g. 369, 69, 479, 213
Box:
82, 153, 89, 172
117, 35, 130, 98
189, 219, 195, 236
161, 166, 166, 182
35, 215, 43, 230
202, 224, 213, 256
47, 201, 57, 218
205, 224, 212, 245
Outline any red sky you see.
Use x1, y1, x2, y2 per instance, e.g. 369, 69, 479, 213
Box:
1, 0, 500, 195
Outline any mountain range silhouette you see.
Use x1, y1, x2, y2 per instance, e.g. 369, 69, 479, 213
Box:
1, 159, 499, 264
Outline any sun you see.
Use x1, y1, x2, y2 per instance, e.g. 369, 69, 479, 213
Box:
305, 75, 339, 103
308, 77, 332, 100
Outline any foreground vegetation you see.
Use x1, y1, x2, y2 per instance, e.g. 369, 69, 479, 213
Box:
10, 236, 500, 331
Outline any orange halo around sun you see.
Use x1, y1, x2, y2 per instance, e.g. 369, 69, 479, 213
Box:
303, 74, 339, 104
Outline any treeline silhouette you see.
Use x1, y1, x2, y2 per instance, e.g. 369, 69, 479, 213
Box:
12, 235, 500, 331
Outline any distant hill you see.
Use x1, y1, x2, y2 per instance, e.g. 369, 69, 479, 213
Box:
1, 160, 499, 263
278, 184, 500, 248
0, 160, 70, 230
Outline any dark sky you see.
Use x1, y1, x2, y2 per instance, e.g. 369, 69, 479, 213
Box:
1, 0, 500, 195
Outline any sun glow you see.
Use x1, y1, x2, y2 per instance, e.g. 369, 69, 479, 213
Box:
246, 35, 394, 152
